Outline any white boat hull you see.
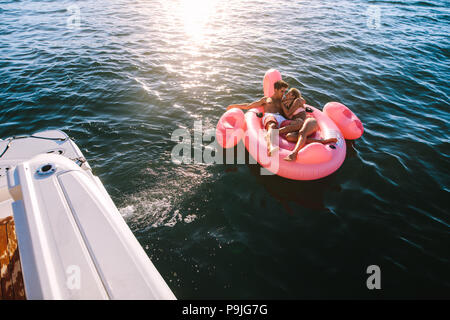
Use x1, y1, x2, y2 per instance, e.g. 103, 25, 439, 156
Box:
0, 130, 175, 300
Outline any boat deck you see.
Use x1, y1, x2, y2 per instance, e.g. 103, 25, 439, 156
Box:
0, 216, 26, 300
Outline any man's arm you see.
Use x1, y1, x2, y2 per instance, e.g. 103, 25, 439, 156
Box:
227, 97, 266, 111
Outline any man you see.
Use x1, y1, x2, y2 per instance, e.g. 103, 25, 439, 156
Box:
227, 80, 289, 156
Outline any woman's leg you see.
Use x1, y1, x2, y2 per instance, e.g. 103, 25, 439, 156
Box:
279, 119, 304, 135
285, 133, 337, 145
284, 118, 319, 161
285, 132, 299, 143
306, 137, 338, 144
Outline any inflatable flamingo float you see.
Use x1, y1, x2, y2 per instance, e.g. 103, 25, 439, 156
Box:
216, 69, 364, 180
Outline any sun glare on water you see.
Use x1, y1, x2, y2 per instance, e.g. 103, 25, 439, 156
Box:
156, 0, 231, 89
181, 0, 217, 41
161, 0, 223, 45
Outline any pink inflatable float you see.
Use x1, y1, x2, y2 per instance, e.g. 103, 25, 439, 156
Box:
323, 102, 364, 140
216, 108, 246, 149
244, 105, 346, 180
216, 69, 364, 180
263, 69, 282, 97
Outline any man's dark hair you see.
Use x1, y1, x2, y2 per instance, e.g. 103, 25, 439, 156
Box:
274, 80, 289, 90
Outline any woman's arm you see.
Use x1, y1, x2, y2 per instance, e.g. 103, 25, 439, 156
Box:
283, 98, 305, 118
227, 97, 266, 111
280, 99, 293, 118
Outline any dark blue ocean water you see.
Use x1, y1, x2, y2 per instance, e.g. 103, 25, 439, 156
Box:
0, 0, 449, 298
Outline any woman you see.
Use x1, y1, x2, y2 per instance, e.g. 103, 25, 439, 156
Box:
279, 88, 337, 161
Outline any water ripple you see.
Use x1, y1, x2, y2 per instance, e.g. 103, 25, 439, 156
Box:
0, 0, 448, 298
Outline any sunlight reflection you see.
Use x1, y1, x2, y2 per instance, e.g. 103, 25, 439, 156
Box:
160, 0, 231, 51
180, 0, 218, 43
157, 0, 230, 91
